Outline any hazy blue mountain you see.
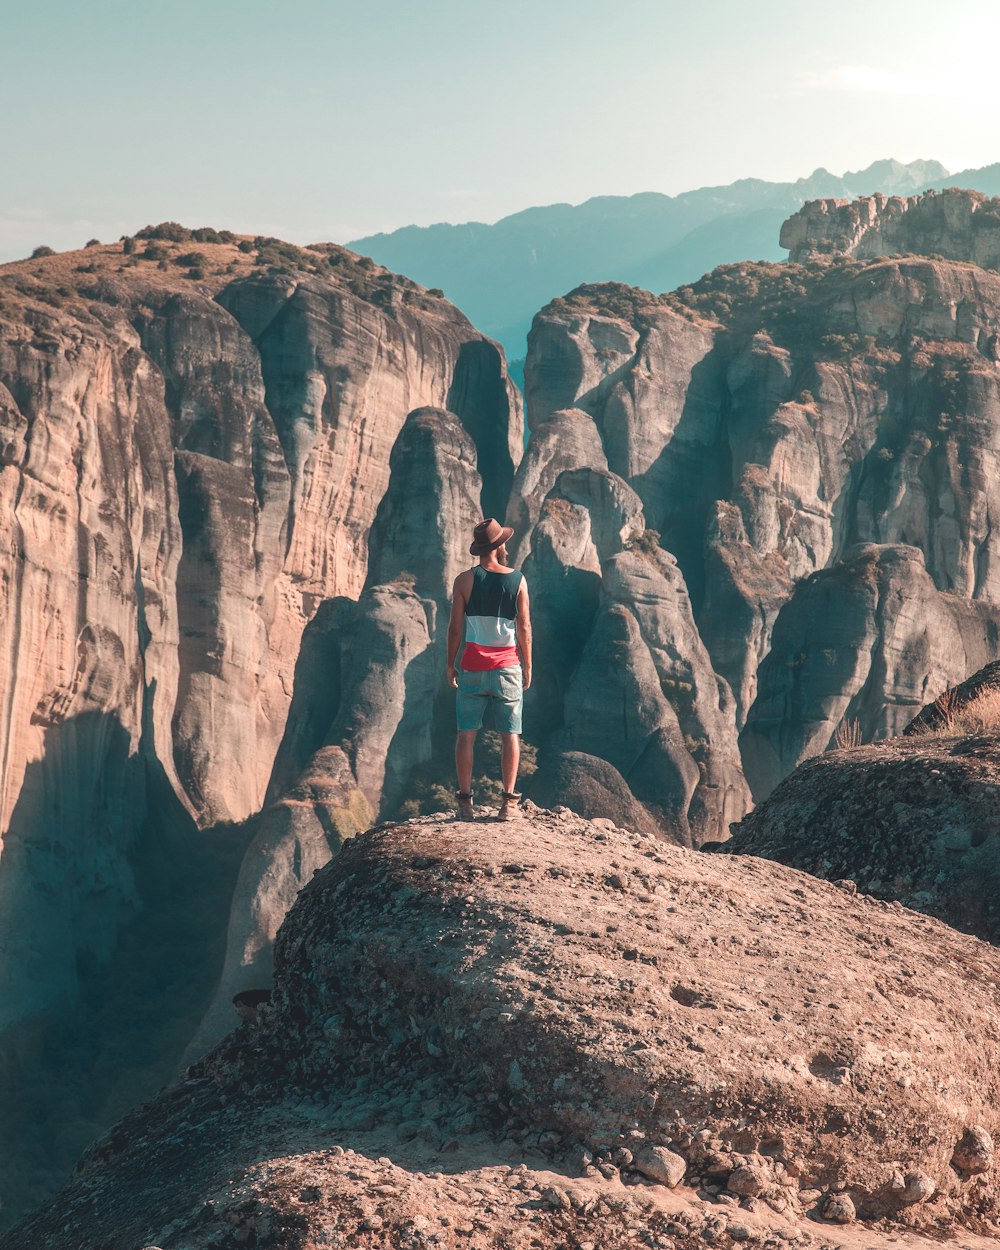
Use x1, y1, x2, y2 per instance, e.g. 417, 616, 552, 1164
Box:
936, 161, 1000, 196
349, 159, 950, 356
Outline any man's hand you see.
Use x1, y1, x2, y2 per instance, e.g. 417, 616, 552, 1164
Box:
522, 667, 532, 690
448, 664, 459, 689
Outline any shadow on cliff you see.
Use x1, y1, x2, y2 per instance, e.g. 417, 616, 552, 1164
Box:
0, 710, 255, 1231
628, 341, 734, 613
447, 339, 516, 521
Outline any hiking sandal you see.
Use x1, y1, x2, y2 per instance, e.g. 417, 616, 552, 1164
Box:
455, 791, 475, 821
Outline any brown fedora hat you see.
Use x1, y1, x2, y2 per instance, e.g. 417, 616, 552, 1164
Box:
470, 517, 514, 555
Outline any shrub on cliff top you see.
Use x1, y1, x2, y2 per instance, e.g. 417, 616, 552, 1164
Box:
30, 245, 55, 259
136, 221, 191, 242
135, 222, 236, 244
550, 281, 660, 323
191, 227, 235, 244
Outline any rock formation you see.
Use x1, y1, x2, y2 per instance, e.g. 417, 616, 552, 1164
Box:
739, 543, 1000, 798
781, 187, 1000, 267
8, 809, 1000, 1248
0, 236, 520, 1037
511, 434, 749, 843
17, 196, 1000, 1229
514, 231, 1000, 814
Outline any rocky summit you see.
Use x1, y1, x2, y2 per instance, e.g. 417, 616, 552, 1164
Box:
7, 808, 1000, 1249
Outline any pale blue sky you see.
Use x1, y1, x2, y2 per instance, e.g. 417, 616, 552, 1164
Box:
1, 0, 996, 260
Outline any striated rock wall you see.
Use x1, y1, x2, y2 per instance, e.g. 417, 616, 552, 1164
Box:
516, 247, 1000, 810
0, 238, 520, 1033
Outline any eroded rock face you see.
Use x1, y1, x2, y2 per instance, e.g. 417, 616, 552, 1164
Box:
781, 188, 1000, 267
740, 544, 1000, 798
9, 809, 1000, 1248
506, 407, 608, 562
0, 239, 520, 1033
516, 457, 747, 842
515, 243, 1000, 816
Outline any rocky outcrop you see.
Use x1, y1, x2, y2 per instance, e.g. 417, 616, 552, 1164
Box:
515, 240, 1000, 813
726, 733, 1000, 946
781, 188, 1000, 266
553, 545, 749, 844
516, 457, 748, 843
505, 407, 608, 562
0, 239, 520, 1037
9, 809, 1000, 1247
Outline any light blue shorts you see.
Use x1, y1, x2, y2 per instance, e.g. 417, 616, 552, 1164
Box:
456, 665, 523, 734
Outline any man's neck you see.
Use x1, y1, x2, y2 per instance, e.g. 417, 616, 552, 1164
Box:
480, 556, 511, 573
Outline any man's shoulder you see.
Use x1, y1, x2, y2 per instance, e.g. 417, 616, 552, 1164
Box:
453, 567, 475, 595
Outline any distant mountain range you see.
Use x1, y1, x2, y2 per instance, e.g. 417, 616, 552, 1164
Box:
349, 158, 1000, 358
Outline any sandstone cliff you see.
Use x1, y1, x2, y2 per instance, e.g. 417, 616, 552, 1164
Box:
515, 240, 1000, 815
0, 235, 520, 1036
8, 810, 1000, 1249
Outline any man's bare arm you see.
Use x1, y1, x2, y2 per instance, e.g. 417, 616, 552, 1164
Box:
516, 578, 532, 690
447, 572, 469, 688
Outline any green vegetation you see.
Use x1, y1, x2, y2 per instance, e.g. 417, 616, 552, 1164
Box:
30, 245, 55, 258
626, 528, 662, 556
135, 222, 236, 244
548, 281, 661, 323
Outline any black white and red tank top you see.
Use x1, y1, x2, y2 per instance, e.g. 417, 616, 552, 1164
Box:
461, 566, 523, 671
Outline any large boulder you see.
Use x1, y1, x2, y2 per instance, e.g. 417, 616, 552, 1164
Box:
9, 808, 1000, 1247
727, 732, 1000, 945
525, 750, 662, 838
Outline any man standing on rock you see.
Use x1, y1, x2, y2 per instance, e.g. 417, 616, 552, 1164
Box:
447, 518, 532, 821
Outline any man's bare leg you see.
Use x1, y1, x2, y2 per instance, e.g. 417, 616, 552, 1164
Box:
456, 730, 477, 794
501, 732, 520, 795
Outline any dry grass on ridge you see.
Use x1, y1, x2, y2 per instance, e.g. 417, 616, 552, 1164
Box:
914, 685, 1000, 736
